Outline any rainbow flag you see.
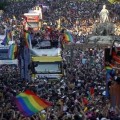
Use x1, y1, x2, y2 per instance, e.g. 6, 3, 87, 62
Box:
105, 65, 113, 97
105, 66, 113, 75
8, 44, 18, 60
63, 32, 74, 43
1, 30, 12, 45
105, 66, 112, 70
24, 32, 31, 48
14, 90, 52, 117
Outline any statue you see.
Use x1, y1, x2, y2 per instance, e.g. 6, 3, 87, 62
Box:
99, 5, 109, 23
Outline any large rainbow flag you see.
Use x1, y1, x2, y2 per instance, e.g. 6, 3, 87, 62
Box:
14, 90, 52, 117
63, 32, 74, 43
1, 30, 12, 45
24, 32, 32, 48
8, 44, 18, 60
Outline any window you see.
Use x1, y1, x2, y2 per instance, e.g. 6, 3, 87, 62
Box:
34, 63, 62, 73
27, 22, 38, 28
0, 49, 9, 60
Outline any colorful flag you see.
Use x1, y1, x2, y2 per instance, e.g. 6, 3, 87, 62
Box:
8, 44, 18, 60
105, 66, 113, 72
90, 87, 94, 96
14, 90, 52, 117
63, 32, 74, 44
105, 66, 112, 70
82, 97, 89, 105
24, 32, 31, 48
112, 54, 120, 64
1, 30, 12, 45
105, 65, 113, 97
105, 65, 113, 82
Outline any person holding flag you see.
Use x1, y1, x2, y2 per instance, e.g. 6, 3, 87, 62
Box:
1, 29, 12, 46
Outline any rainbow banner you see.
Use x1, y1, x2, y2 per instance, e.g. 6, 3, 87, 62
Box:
63, 32, 74, 43
14, 90, 52, 117
1, 30, 12, 45
24, 32, 32, 48
8, 44, 18, 60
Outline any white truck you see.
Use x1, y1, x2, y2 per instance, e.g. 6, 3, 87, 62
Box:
31, 40, 63, 80
23, 6, 42, 31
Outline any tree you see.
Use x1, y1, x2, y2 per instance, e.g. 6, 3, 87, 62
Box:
0, 2, 7, 10
108, 0, 120, 4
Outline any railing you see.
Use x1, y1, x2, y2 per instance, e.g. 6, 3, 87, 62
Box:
64, 43, 112, 50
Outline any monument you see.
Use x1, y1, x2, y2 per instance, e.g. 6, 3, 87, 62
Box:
88, 5, 118, 45
99, 5, 109, 23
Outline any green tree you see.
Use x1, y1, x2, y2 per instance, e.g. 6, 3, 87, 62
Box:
0, 2, 7, 10
108, 0, 120, 4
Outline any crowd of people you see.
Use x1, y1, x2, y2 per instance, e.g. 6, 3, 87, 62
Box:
0, 0, 120, 120
0, 47, 120, 120
0, 0, 120, 41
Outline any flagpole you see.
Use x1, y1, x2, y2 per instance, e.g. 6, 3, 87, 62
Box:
12, 30, 13, 42
28, 32, 32, 81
